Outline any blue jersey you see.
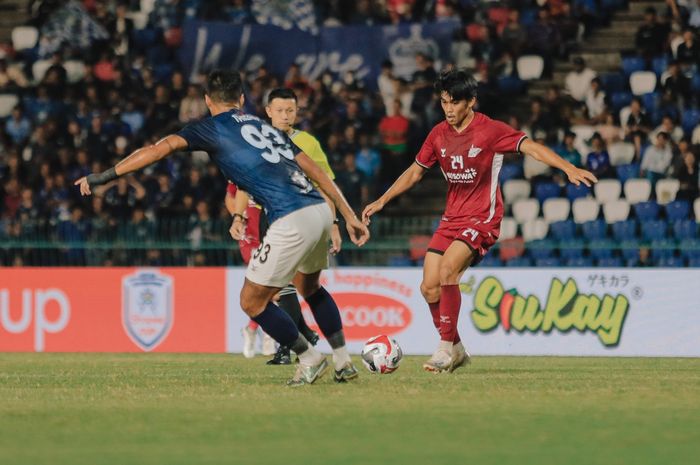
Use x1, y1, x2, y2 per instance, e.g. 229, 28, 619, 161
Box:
177, 110, 324, 223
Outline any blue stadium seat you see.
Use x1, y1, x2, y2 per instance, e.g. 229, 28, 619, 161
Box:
534, 182, 561, 203
582, 219, 608, 240
680, 239, 700, 260
651, 56, 668, 77
656, 256, 684, 267
499, 163, 524, 182
641, 220, 667, 241
498, 76, 525, 95
612, 220, 637, 241
480, 255, 503, 267
550, 220, 576, 240
597, 257, 623, 267
682, 109, 700, 134
616, 163, 640, 183
650, 239, 676, 260
566, 257, 593, 267
642, 92, 660, 112
622, 56, 646, 77
688, 257, 700, 267
600, 73, 625, 93
673, 220, 697, 240
665, 200, 690, 221
634, 201, 660, 220
559, 239, 585, 260
566, 183, 590, 201
132, 28, 158, 50
528, 239, 555, 259
519, 8, 538, 26
589, 239, 616, 259
535, 257, 561, 267
691, 74, 700, 94
505, 257, 532, 267
620, 240, 640, 260
611, 91, 633, 111
388, 256, 413, 267
153, 63, 174, 82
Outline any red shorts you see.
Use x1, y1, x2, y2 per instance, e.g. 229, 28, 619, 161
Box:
427, 220, 499, 265
238, 205, 263, 264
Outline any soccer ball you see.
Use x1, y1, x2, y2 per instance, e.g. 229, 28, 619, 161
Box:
361, 335, 403, 374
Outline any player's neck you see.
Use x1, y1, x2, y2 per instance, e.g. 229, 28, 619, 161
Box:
209, 103, 241, 116
450, 110, 475, 134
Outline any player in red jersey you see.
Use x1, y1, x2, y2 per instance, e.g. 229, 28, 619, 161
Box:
363, 69, 597, 372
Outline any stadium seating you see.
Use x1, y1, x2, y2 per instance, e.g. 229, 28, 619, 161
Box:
528, 239, 555, 259
611, 92, 633, 111
612, 220, 637, 241
597, 257, 623, 267
651, 56, 668, 77
634, 201, 660, 220
581, 219, 608, 240
608, 142, 635, 166
657, 257, 684, 267
549, 220, 576, 240
673, 219, 696, 240
522, 219, 549, 241
559, 239, 586, 260
502, 179, 531, 205
600, 73, 625, 92
499, 217, 518, 241
566, 257, 593, 267
629, 71, 657, 95
517, 55, 544, 80
535, 257, 561, 267
64, 60, 87, 83
480, 255, 503, 267
542, 198, 570, 223
616, 164, 641, 184
641, 220, 667, 241
695, 198, 700, 221
650, 239, 676, 260
621, 56, 646, 77
594, 179, 622, 203
689, 258, 700, 267
666, 201, 690, 222
680, 239, 700, 260
620, 240, 640, 260
534, 182, 561, 204
655, 179, 680, 205
498, 76, 525, 94
624, 178, 652, 204
572, 198, 600, 224
589, 239, 616, 259
31, 59, 52, 83
566, 183, 591, 202
681, 109, 700, 134
500, 163, 524, 182
512, 198, 540, 223
505, 257, 533, 267
11, 26, 38, 51
603, 199, 631, 223
0, 94, 19, 118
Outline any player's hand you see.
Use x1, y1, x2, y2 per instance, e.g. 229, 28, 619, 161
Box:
330, 223, 342, 255
229, 217, 246, 241
362, 199, 385, 225
74, 176, 92, 196
566, 167, 598, 187
345, 217, 370, 247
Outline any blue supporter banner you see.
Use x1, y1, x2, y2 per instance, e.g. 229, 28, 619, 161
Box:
179, 21, 456, 87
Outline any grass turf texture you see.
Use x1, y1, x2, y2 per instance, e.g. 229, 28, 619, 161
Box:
0, 354, 698, 465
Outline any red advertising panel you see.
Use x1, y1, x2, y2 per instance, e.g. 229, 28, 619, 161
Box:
0, 268, 226, 352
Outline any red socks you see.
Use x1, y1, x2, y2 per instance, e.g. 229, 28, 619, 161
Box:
438, 284, 462, 343
429, 293, 461, 344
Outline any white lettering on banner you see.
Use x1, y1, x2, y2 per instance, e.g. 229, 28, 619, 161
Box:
0, 289, 71, 352
341, 306, 406, 327
328, 270, 413, 297
296, 52, 370, 81
189, 27, 223, 81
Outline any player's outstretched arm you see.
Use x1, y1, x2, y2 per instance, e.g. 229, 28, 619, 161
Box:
295, 151, 369, 247
74, 135, 188, 196
520, 139, 599, 187
362, 162, 426, 224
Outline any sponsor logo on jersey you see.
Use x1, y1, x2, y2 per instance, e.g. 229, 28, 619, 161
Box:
122, 270, 174, 351
445, 167, 478, 183
468, 145, 482, 158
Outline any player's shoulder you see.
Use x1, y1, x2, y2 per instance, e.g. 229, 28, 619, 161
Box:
474, 112, 511, 132
427, 120, 450, 138
292, 129, 319, 144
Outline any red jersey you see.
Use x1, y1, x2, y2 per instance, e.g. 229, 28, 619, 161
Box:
415, 112, 526, 226
226, 182, 263, 264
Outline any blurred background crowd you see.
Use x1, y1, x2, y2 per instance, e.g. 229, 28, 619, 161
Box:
1, 0, 699, 267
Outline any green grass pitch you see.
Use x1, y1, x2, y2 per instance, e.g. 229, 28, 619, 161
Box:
1, 354, 698, 465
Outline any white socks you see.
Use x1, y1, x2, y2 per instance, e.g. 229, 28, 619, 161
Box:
438, 340, 453, 353
298, 345, 324, 366
332, 346, 351, 370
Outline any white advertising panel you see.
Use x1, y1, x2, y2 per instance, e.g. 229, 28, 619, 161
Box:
226, 268, 700, 357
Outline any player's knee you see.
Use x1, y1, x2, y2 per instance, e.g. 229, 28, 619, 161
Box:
239, 291, 265, 317
420, 281, 440, 301
297, 281, 321, 299
438, 263, 460, 285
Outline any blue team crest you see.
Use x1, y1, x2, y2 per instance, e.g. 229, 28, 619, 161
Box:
122, 270, 174, 351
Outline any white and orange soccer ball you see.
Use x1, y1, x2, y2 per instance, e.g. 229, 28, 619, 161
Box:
361, 335, 403, 374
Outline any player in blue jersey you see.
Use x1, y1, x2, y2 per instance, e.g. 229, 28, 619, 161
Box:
75, 70, 370, 386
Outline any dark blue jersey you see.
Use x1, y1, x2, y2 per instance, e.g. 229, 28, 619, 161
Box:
177, 110, 324, 223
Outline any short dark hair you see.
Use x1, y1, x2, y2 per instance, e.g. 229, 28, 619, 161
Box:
267, 87, 297, 105
434, 68, 478, 101
205, 70, 243, 103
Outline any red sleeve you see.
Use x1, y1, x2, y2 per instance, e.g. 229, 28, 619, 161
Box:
415, 126, 438, 169
489, 119, 528, 154
226, 182, 237, 196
